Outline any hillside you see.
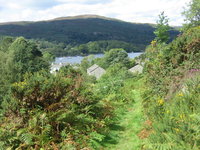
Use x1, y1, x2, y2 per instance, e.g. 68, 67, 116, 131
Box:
0, 15, 179, 52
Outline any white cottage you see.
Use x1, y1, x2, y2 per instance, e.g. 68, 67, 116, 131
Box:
87, 64, 106, 79
50, 63, 69, 73
129, 64, 143, 74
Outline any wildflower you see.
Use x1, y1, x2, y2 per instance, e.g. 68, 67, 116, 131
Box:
171, 117, 175, 120
179, 114, 185, 120
151, 40, 157, 47
157, 99, 164, 105
178, 92, 183, 97
174, 128, 180, 133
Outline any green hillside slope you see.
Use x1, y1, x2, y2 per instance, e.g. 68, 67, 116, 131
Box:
0, 15, 179, 52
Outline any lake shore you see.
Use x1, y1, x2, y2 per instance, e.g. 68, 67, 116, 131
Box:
54, 52, 143, 64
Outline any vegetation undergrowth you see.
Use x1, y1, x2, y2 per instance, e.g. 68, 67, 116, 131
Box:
0, 38, 146, 149
101, 77, 146, 150
142, 25, 200, 150
0, 0, 199, 149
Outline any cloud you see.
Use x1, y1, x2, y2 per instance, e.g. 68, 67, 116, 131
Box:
55, 0, 111, 4
0, 0, 191, 25
0, 0, 59, 9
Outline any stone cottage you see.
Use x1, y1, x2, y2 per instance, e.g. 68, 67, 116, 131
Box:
87, 64, 106, 79
129, 64, 143, 74
50, 62, 68, 73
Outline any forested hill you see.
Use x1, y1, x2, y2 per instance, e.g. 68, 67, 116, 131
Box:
0, 15, 178, 50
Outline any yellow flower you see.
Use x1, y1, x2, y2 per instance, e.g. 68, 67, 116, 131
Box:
179, 114, 185, 120
174, 128, 180, 133
157, 99, 164, 105
151, 40, 156, 44
151, 40, 157, 47
178, 92, 183, 97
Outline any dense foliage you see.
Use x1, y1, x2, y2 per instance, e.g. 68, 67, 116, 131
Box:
154, 12, 170, 43
142, 26, 200, 149
139, 3, 200, 148
0, 37, 49, 106
35, 40, 139, 56
98, 48, 133, 69
0, 36, 138, 149
182, 0, 200, 29
0, 67, 117, 149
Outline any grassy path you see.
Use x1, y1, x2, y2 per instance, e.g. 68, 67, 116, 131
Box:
103, 78, 145, 150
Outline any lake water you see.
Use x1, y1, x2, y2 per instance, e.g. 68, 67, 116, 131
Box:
54, 52, 143, 64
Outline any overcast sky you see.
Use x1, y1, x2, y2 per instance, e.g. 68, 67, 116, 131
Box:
0, 0, 191, 26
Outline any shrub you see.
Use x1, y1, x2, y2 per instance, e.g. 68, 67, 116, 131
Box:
1, 67, 114, 149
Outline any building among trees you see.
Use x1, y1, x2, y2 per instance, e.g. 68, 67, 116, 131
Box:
129, 64, 143, 74
50, 63, 69, 73
87, 64, 106, 79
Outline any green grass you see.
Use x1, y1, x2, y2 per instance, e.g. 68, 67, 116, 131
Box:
103, 77, 145, 150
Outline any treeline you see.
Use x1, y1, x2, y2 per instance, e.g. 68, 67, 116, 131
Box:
34, 39, 140, 56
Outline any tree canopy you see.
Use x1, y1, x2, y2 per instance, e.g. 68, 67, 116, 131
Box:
0, 37, 49, 106
154, 12, 170, 43
9, 37, 49, 81
101, 48, 131, 69
182, 0, 200, 29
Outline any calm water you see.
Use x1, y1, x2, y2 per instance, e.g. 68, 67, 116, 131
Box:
55, 52, 143, 64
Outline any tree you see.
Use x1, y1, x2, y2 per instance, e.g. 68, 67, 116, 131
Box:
154, 12, 170, 43
78, 44, 88, 54
43, 51, 55, 63
8, 37, 49, 81
80, 55, 95, 72
182, 0, 200, 29
0, 36, 13, 52
0, 51, 12, 104
102, 48, 131, 68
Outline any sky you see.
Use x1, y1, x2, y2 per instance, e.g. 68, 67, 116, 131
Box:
0, 0, 191, 26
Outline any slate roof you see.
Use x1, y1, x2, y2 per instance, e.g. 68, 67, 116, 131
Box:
87, 64, 99, 73
87, 64, 106, 79
129, 64, 143, 74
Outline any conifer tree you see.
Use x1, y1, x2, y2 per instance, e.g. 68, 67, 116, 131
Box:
154, 11, 170, 43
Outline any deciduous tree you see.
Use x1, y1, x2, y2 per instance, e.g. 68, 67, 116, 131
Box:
182, 0, 200, 29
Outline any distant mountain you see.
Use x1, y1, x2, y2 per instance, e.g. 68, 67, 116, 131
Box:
0, 15, 179, 51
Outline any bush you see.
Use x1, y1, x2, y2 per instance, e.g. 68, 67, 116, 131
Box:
142, 26, 200, 149
0, 67, 114, 149
144, 76, 200, 150
94, 63, 133, 102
